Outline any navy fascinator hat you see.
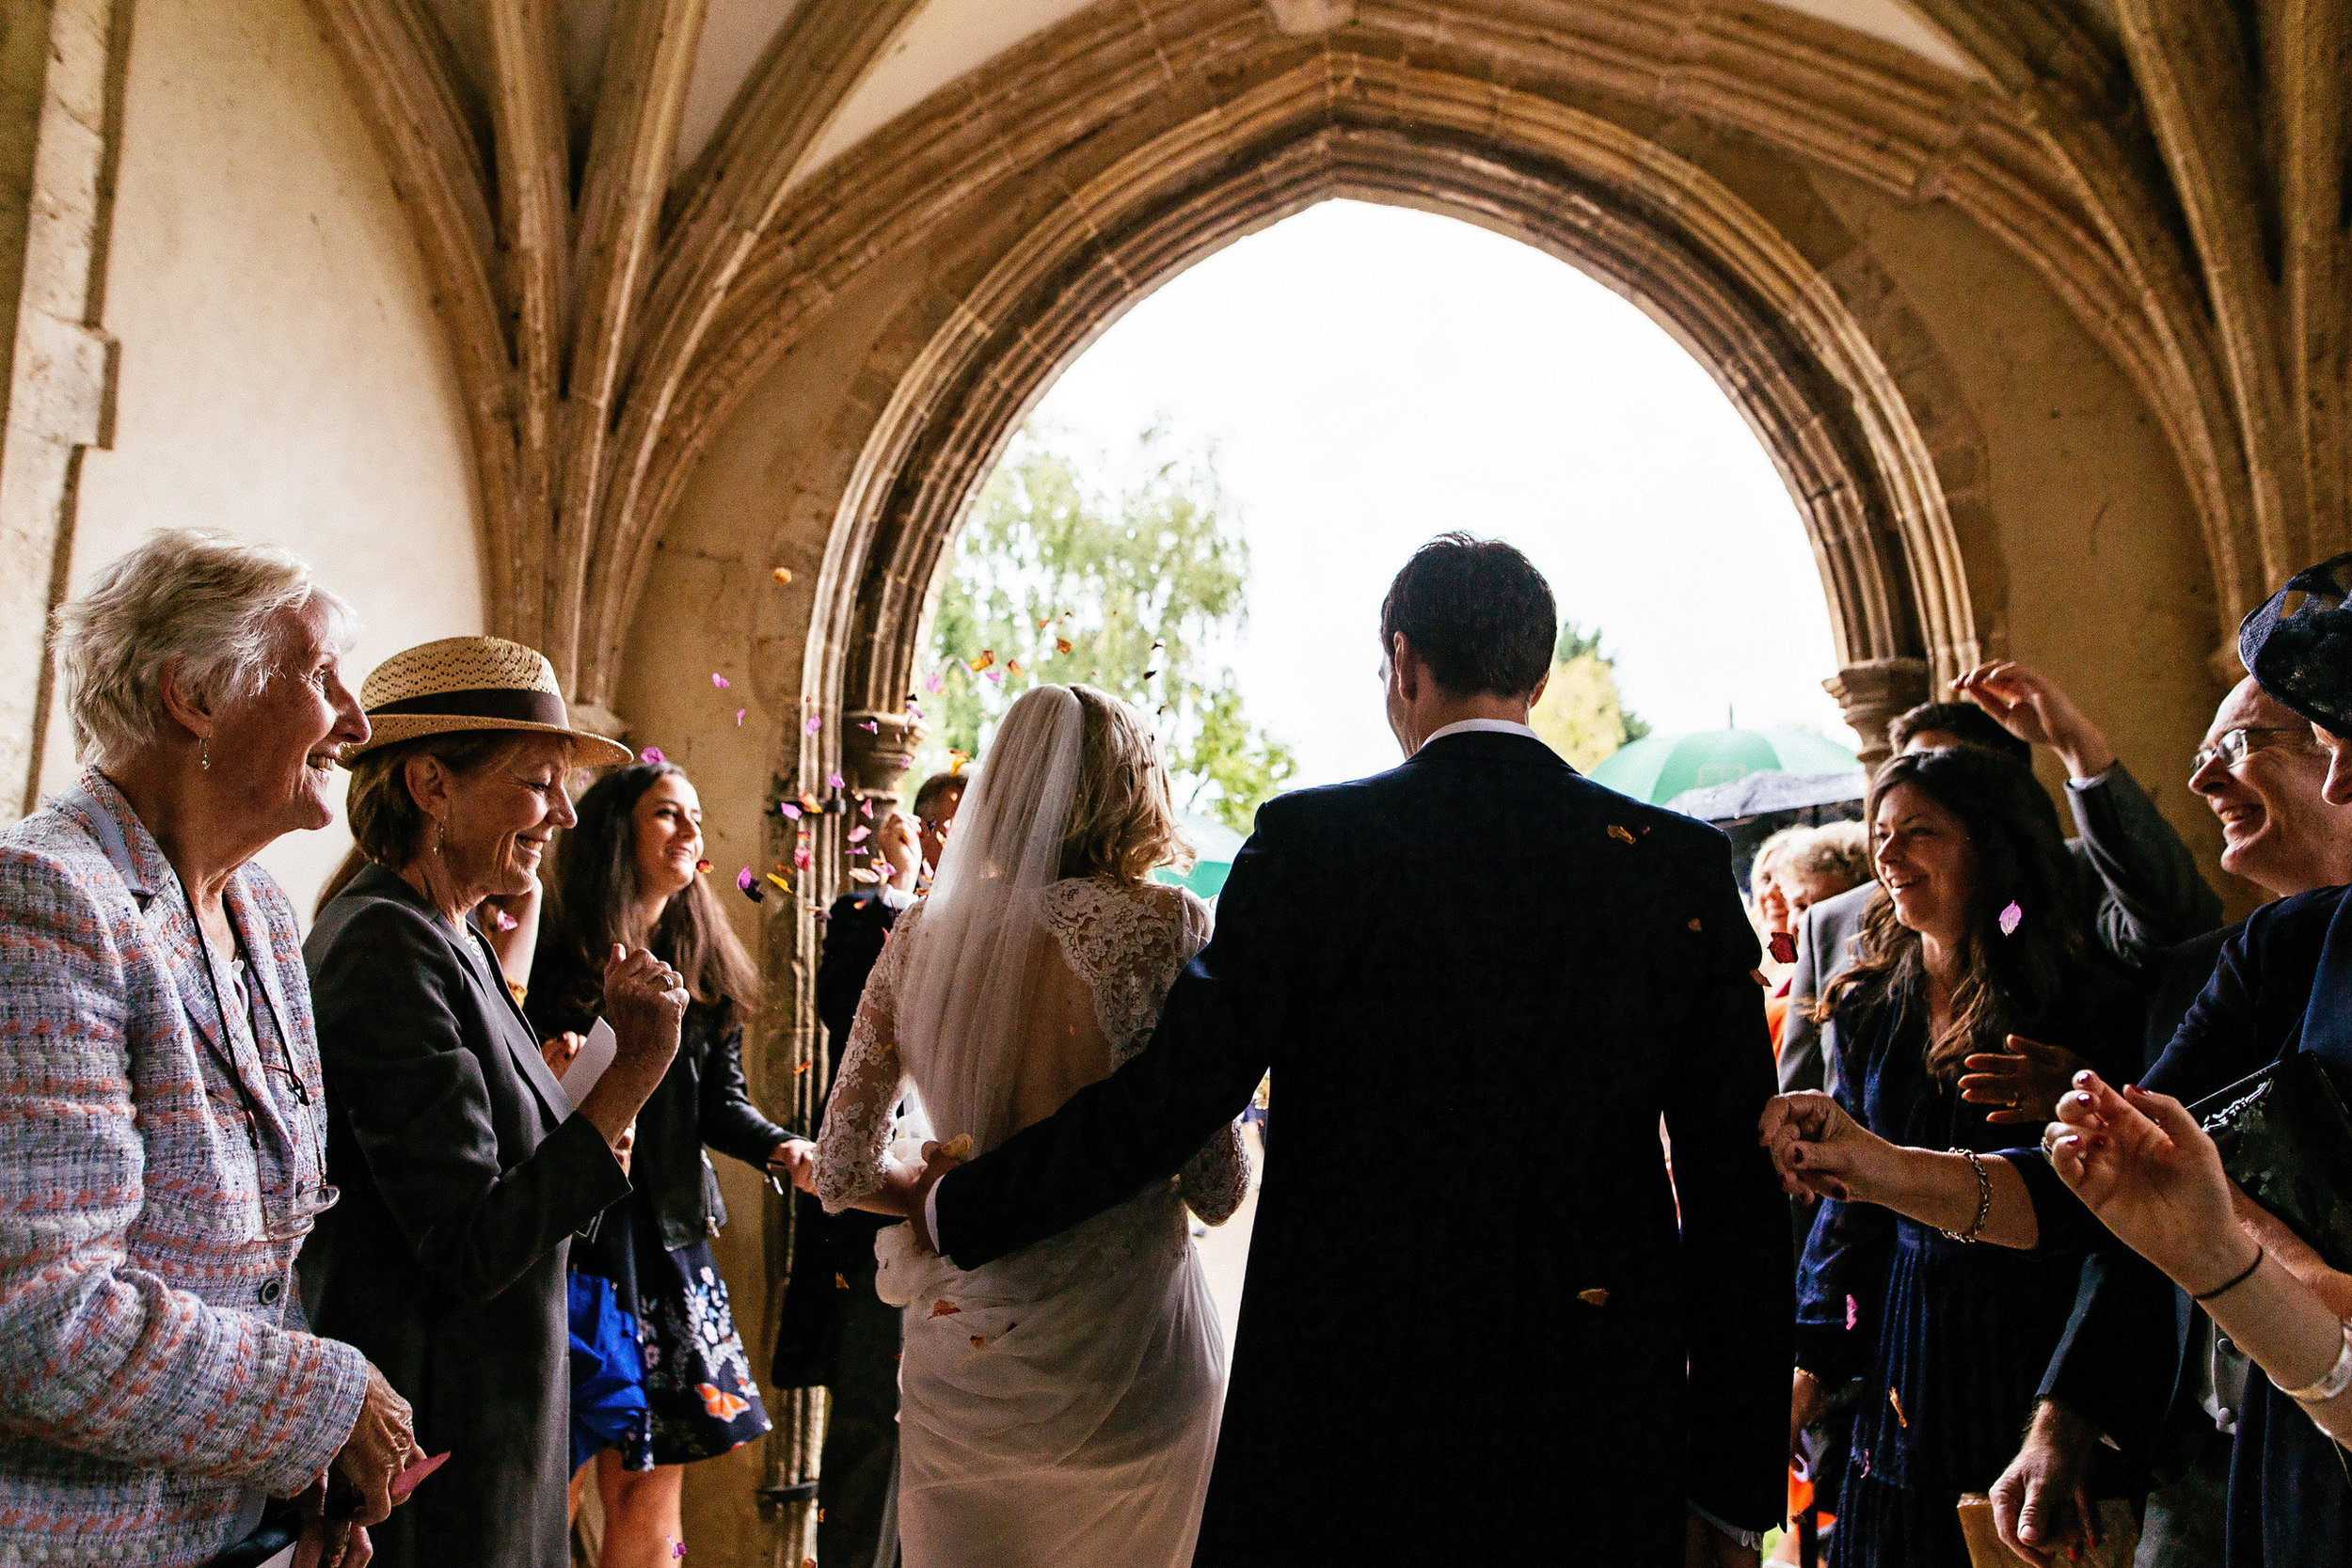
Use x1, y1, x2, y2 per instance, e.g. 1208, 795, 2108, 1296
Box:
2240, 553, 2352, 736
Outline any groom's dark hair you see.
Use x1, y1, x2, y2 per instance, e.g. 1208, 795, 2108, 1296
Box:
1379, 533, 1557, 698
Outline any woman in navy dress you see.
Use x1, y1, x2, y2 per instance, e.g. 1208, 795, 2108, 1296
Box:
1789, 746, 2143, 1568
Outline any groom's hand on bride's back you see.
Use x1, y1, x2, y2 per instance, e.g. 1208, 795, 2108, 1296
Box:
906, 1141, 965, 1255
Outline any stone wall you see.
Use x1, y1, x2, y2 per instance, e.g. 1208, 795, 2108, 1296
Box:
27, 0, 482, 912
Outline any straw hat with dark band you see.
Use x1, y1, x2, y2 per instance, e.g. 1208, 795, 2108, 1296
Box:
346, 635, 634, 766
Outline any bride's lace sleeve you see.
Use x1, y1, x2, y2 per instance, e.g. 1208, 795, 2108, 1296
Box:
1165, 891, 1250, 1225
813, 904, 920, 1214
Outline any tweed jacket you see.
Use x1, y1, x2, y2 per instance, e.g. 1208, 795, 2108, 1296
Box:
0, 769, 369, 1567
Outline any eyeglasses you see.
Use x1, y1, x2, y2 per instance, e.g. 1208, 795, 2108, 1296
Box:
2190, 726, 2309, 775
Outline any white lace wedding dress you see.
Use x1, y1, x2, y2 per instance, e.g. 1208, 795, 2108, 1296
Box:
815, 876, 1248, 1568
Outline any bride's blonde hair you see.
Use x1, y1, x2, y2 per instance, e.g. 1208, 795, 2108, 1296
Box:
1057, 686, 1196, 882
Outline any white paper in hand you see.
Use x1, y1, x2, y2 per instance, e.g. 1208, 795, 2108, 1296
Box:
253, 1544, 296, 1568
560, 1019, 618, 1101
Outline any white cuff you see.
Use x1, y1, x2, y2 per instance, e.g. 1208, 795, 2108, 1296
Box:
1688, 1501, 1763, 1551
2063, 763, 2119, 790
924, 1177, 944, 1255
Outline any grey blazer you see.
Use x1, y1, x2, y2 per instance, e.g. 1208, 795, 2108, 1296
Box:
1778, 763, 2220, 1095
299, 863, 629, 1568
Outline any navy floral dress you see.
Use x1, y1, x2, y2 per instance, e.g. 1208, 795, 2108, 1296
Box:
1796, 963, 2143, 1568
529, 955, 784, 1469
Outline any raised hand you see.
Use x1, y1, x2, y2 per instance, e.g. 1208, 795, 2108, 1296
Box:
905, 1139, 967, 1254
2044, 1072, 2242, 1291
603, 944, 688, 1069
1960, 1034, 2089, 1124
1757, 1091, 1883, 1202
1951, 661, 2116, 778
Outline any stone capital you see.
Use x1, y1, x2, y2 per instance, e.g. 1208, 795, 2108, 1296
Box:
1824, 657, 1931, 767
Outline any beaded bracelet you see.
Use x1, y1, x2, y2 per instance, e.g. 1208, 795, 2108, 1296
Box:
1940, 1148, 1991, 1243
2276, 1319, 2352, 1406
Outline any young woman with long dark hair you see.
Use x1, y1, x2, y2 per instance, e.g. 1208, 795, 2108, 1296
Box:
528, 760, 798, 1567
1783, 747, 2144, 1568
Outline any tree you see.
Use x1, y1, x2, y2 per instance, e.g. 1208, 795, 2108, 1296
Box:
914, 423, 1297, 832
1530, 619, 1648, 770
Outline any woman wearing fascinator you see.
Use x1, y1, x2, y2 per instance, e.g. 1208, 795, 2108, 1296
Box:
810, 684, 1250, 1568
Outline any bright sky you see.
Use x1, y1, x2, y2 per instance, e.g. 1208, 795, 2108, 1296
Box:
1017, 199, 1856, 791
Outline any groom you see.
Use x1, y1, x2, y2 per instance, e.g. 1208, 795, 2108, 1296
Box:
914, 535, 1790, 1564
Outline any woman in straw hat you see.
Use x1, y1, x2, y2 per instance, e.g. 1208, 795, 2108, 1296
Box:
299, 636, 690, 1568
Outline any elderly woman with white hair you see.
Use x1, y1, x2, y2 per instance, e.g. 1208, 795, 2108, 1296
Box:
0, 530, 423, 1568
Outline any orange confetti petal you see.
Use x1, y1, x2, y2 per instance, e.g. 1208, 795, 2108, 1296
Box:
968, 649, 995, 673
1055, 638, 1073, 656
793, 1060, 812, 1075
970, 1336, 987, 1349
766, 872, 791, 894
772, 566, 793, 584
834, 1273, 848, 1290
1888, 1387, 1907, 1427
850, 866, 881, 884
930, 1300, 961, 1318
1607, 824, 1636, 845
1006, 658, 1023, 678
1577, 1287, 1609, 1307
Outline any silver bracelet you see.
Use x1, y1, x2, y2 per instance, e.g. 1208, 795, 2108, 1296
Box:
1939, 1148, 1992, 1243
2275, 1318, 2352, 1405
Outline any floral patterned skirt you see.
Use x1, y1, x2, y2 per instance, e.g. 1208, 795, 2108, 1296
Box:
573, 1187, 771, 1469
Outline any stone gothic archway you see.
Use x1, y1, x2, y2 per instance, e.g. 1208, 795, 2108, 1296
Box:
801, 72, 1992, 814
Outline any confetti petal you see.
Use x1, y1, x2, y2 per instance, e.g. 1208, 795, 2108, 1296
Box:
858, 719, 880, 732
983, 670, 1003, 687
827, 773, 845, 791
848, 826, 870, 844
1998, 900, 2023, 936
860, 799, 875, 818
1576, 1287, 1609, 1307
1005, 660, 1022, 679
948, 750, 971, 775
968, 649, 995, 673
767, 872, 791, 894
695, 858, 712, 874
640, 746, 665, 765
924, 673, 945, 694
793, 846, 814, 870
929, 1300, 961, 1318
734, 708, 745, 726
804, 714, 822, 736
1606, 824, 1635, 845
1846, 1294, 1859, 1330
850, 866, 880, 884
491, 909, 518, 932
711, 673, 729, 689
941, 1133, 974, 1158
1887, 1387, 1907, 1427
1055, 638, 1073, 656
1769, 931, 1797, 964
800, 792, 823, 813
736, 867, 763, 904
779, 802, 803, 820
771, 566, 793, 584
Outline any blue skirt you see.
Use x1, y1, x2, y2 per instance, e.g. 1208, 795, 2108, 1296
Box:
1832, 1221, 2083, 1568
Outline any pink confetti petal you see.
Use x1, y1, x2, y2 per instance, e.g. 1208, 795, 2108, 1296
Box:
639, 747, 665, 765
827, 772, 844, 791
491, 909, 518, 932
711, 673, 729, 689
389, 1450, 449, 1504
923, 673, 945, 694
734, 708, 745, 726
736, 867, 755, 892
848, 826, 870, 843
1997, 900, 2023, 936
803, 714, 822, 736
1846, 1294, 1859, 1330
860, 800, 874, 818
778, 802, 803, 820
983, 670, 1003, 687
857, 720, 879, 733
793, 846, 814, 871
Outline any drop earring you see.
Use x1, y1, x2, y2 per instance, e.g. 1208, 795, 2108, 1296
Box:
435, 821, 446, 855
199, 739, 210, 771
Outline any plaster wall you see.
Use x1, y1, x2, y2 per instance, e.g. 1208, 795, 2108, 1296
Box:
46, 0, 482, 915
1802, 166, 2240, 915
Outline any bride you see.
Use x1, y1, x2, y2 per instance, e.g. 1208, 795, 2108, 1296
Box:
812, 683, 1249, 1568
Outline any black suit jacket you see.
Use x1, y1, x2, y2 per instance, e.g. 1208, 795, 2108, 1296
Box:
931, 730, 1792, 1562
299, 863, 628, 1568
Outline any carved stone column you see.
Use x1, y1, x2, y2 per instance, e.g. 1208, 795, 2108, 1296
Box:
1825, 657, 1931, 768
842, 708, 922, 800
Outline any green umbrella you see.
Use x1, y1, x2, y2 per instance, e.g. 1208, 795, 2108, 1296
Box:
1585, 726, 1860, 805
1151, 811, 1248, 899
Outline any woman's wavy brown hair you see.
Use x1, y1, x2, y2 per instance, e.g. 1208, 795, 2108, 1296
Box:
544, 761, 760, 1011
1812, 746, 2086, 1079
1057, 686, 1197, 883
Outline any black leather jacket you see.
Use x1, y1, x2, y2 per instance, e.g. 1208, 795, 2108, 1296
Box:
526, 948, 790, 1252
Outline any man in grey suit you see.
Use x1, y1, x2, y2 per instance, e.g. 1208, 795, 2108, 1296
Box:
1777, 660, 2220, 1098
